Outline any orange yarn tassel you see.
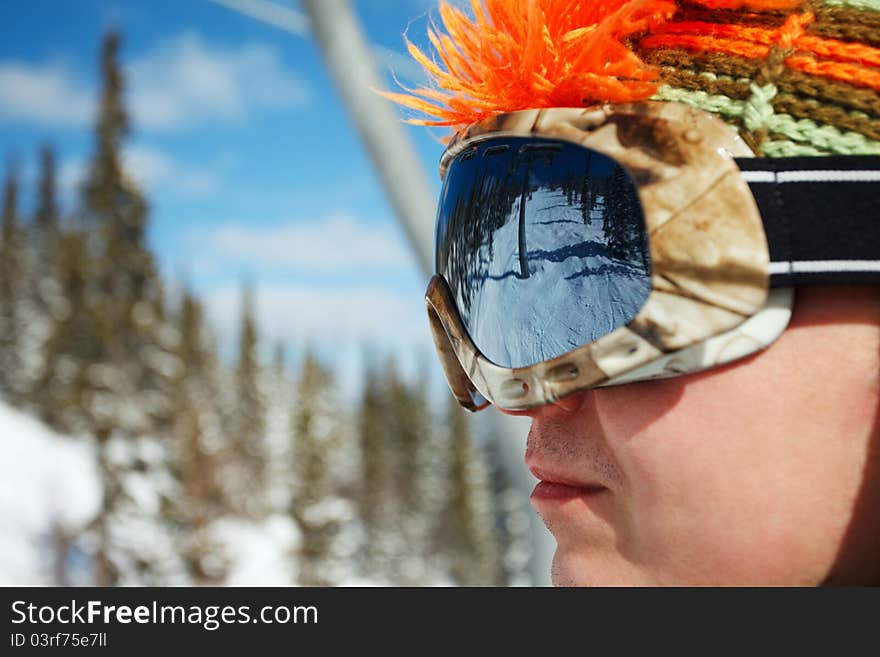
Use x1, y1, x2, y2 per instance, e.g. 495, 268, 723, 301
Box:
383, 0, 676, 129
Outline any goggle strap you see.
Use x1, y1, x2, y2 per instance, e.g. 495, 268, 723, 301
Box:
736, 156, 880, 287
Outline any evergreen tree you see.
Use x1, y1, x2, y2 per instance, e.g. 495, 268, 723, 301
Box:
34, 145, 60, 258
604, 165, 645, 264
20, 144, 67, 409
262, 337, 296, 517
77, 31, 181, 585
291, 349, 349, 585
384, 360, 432, 583
1, 165, 19, 251
226, 284, 267, 517
355, 355, 440, 584
171, 290, 225, 583
443, 396, 500, 585
357, 357, 391, 576
0, 167, 21, 399
80, 30, 172, 436
33, 229, 102, 432
272, 341, 285, 378
386, 364, 425, 515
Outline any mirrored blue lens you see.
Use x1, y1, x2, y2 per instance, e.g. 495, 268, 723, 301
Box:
435, 137, 651, 369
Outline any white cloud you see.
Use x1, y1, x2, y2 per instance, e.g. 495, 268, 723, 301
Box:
123, 145, 219, 195
60, 146, 220, 199
0, 61, 94, 126
204, 281, 428, 346
184, 213, 429, 368
0, 32, 309, 131
197, 213, 416, 275
128, 32, 311, 130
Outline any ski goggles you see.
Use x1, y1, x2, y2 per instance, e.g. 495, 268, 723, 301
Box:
426, 102, 880, 411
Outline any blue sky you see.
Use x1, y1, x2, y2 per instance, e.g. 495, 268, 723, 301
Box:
0, 0, 452, 391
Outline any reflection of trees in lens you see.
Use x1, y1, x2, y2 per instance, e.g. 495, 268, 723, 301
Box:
604, 165, 648, 267
442, 148, 526, 316
440, 140, 648, 320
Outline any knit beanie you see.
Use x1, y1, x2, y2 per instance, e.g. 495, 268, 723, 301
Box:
386, 0, 880, 158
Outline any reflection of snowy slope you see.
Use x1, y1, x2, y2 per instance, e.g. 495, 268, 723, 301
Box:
467, 188, 650, 368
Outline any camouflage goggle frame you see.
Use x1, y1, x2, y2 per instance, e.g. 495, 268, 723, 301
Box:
426, 102, 795, 411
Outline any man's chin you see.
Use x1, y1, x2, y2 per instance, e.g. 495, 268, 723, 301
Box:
551, 547, 604, 587
550, 547, 646, 587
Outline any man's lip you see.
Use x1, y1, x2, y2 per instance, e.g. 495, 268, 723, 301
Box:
530, 480, 607, 503
527, 465, 607, 492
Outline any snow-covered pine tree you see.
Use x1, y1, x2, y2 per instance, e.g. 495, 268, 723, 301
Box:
291, 349, 353, 585
0, 159, 46, 406
34, 146, 60, 256
225, 284, 268, 518
77, 31, 183, 585
0, 167, 22, 400
170, 290, 227, 583
442, 395, 501, 586
271, 341, 285, 379
384, 359, 433, 584
357, 355, 392, 579
355, 355, 447, 584
17, 145, 66, 410
33, 229, 97, 433
263, 339, 296, 516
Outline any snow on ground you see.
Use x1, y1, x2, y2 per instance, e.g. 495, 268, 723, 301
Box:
0, 400, 101, 585
0, 397, 310, 586
208, 515, 301, 586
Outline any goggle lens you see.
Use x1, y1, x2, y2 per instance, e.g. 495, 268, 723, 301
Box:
435, 137, 652, 369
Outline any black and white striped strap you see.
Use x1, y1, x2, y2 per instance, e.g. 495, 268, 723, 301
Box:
735, 156, 880, 287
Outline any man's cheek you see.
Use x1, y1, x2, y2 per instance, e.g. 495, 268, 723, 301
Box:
615, 430, 725, 536
613, 417, 707, 503
594, 379, 688, 439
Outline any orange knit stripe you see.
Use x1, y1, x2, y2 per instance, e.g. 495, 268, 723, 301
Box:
686, 0, 804, 9
796, 36, 880, 69
786, 55, 880, 92
651, 21, 880, 68
639, 33, 770, 59
650, 21, 784, 46
641, 33, 880, 92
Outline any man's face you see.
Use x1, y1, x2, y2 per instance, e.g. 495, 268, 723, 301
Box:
510, 286, 880, 586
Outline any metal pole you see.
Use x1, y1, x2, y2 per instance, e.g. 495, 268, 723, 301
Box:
299, 0, 436, 275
